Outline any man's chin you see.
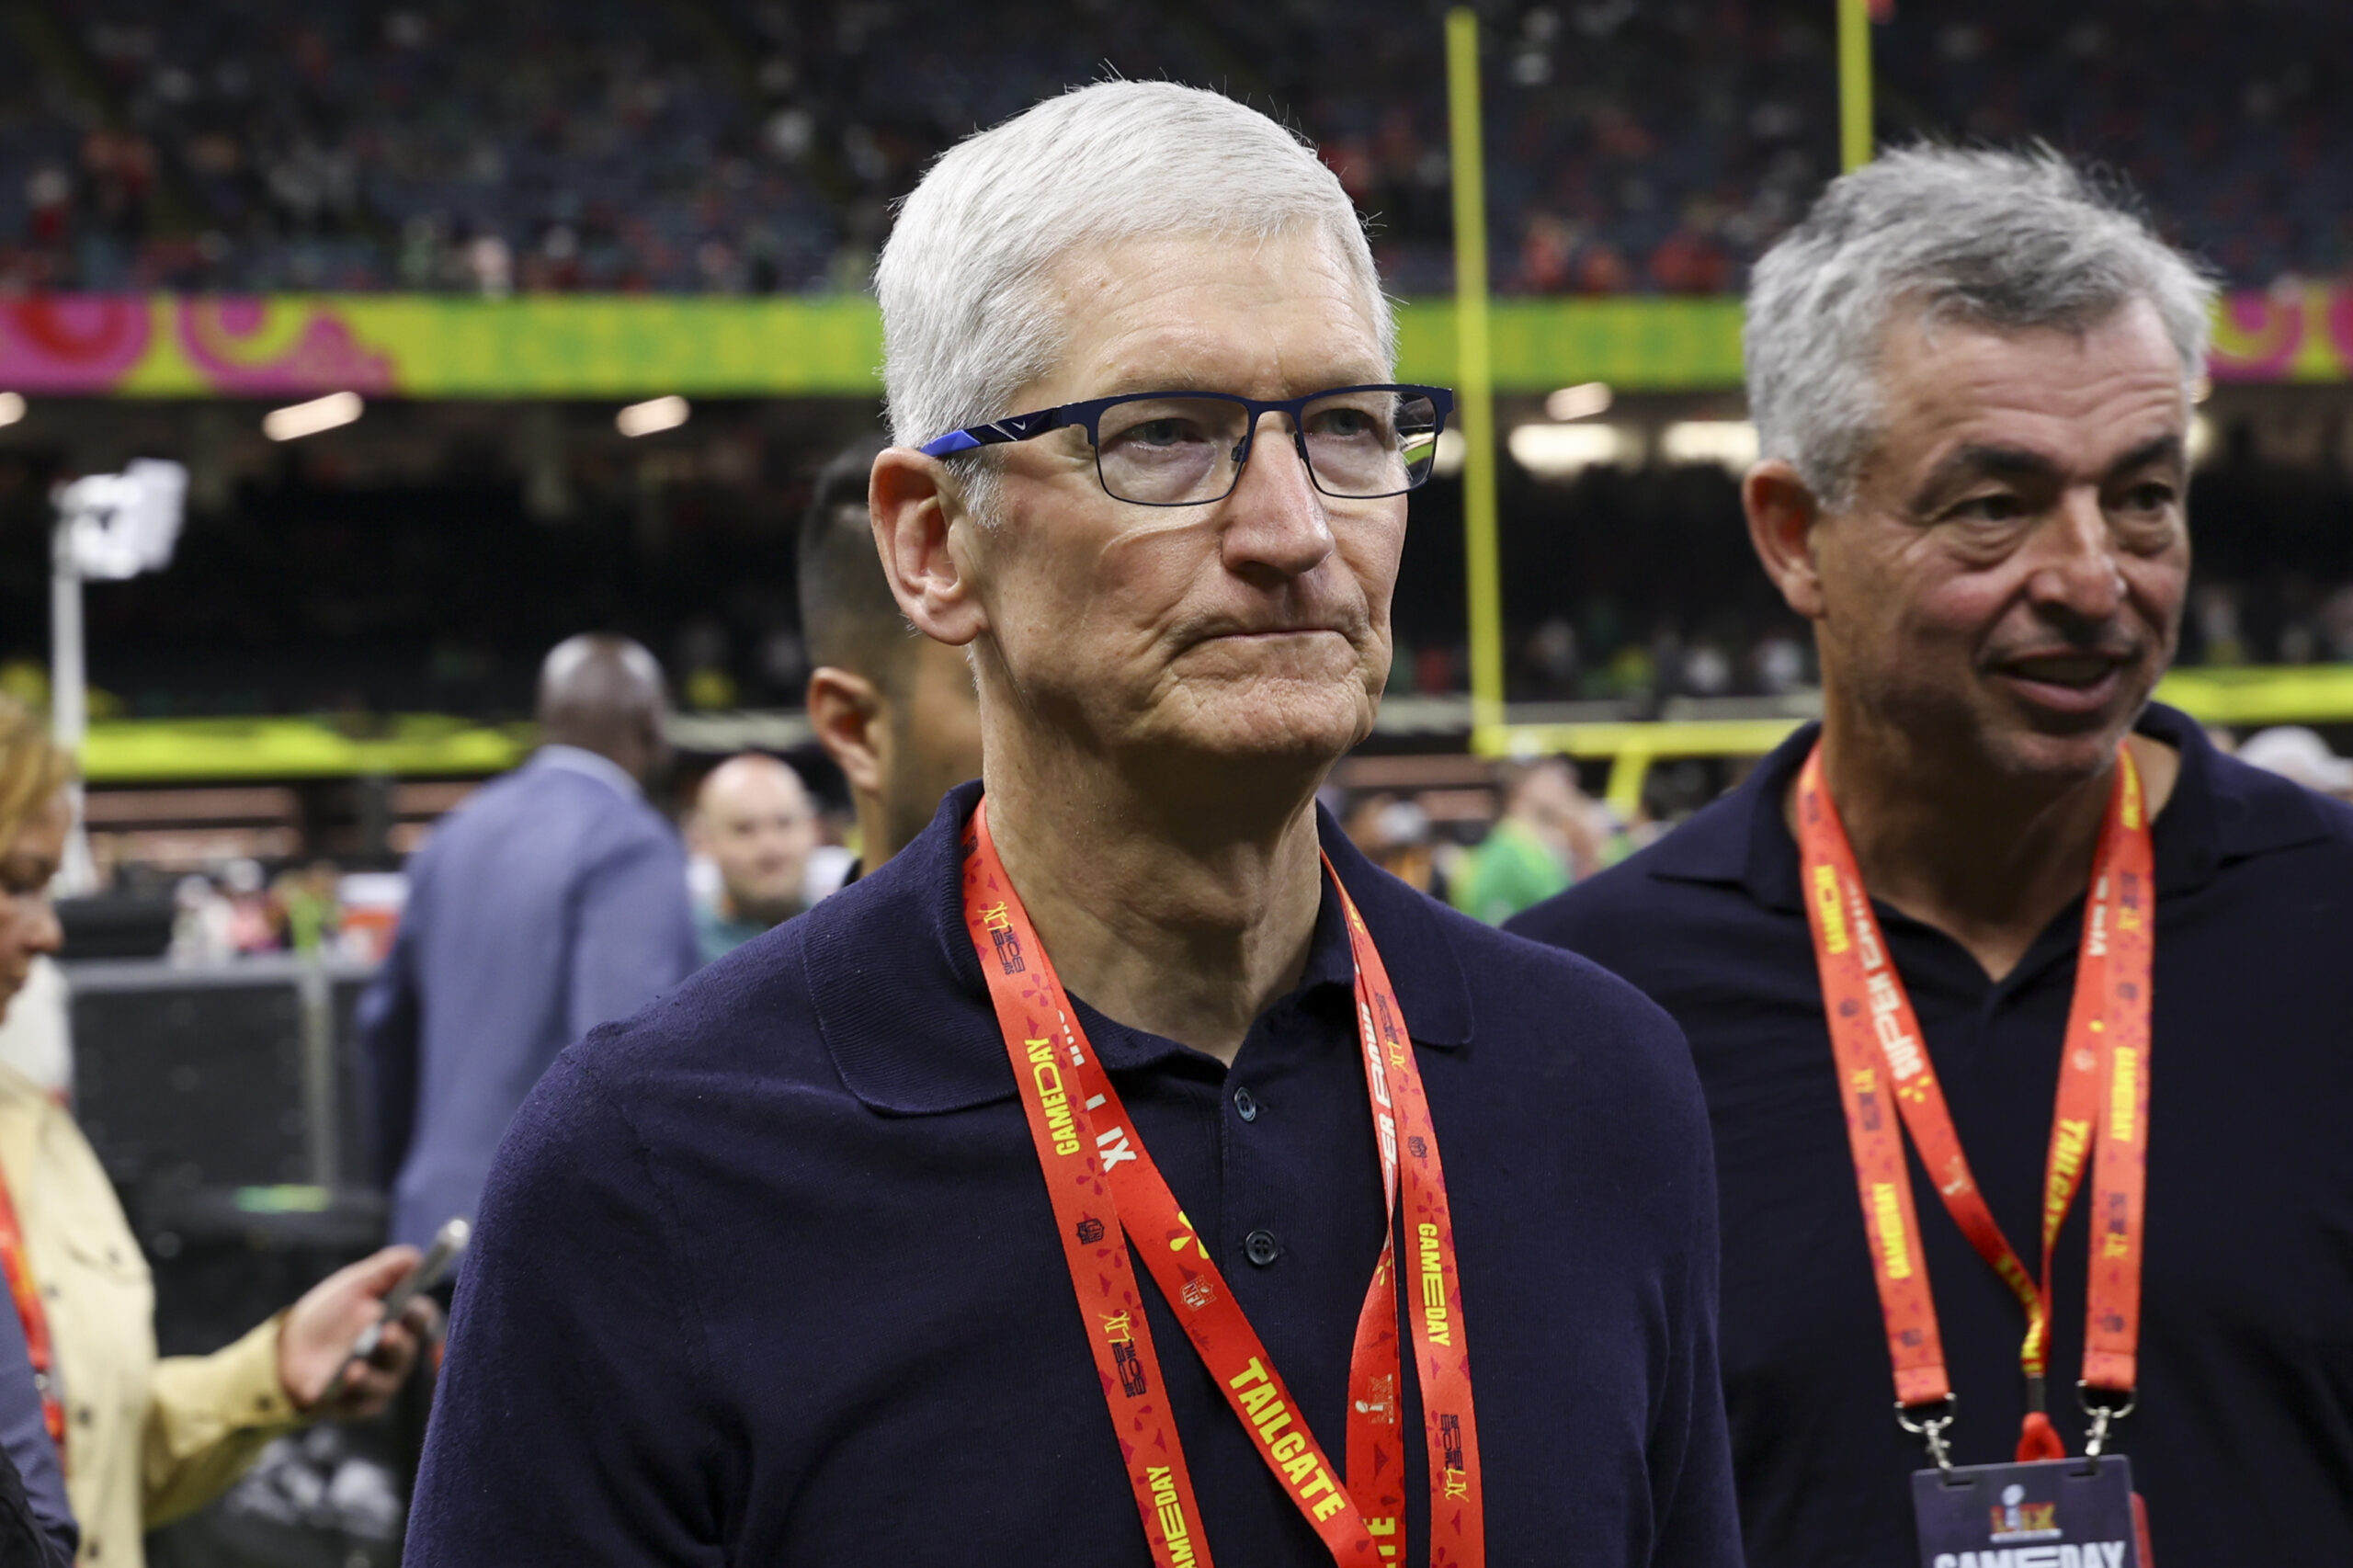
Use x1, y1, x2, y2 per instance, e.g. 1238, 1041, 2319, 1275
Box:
1973, 666, 2154, 764
1982, 705, 2146, 784
733, 893, 804, 926
1143, 681, 1372, 770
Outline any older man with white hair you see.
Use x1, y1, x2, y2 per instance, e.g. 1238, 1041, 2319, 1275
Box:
408, 82, 1737, 1567
1515, 148, 2353, 1568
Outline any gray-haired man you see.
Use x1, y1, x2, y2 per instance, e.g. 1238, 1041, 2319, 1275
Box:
409, 82, 1738, 1566
1514, 148, 2353, 1567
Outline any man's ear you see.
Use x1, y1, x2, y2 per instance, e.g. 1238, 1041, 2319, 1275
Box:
1742, 459, 1829, 621
870, 448, 987, 647
805, 666, 888, 798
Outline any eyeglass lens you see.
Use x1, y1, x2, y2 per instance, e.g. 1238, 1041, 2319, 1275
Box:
1093, 390, 1442, 506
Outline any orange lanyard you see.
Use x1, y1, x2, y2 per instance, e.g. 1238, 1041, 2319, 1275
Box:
961, 802, 1484, 1566
0, 1170, 63, 1470
1793, 742, 2153, 1462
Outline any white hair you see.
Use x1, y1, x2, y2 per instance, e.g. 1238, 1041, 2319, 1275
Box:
1745, 144, 2218, 510
876, 81, 1392, 489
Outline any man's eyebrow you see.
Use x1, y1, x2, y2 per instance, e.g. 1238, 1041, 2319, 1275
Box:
1905, 431, 2188, 512
2104, 432, 2187, 480
1907, 443, 2061, 510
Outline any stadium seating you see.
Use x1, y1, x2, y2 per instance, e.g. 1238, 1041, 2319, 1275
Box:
3, 0, 2347, 295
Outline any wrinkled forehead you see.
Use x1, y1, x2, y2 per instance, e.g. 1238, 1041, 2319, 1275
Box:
1868, 299, 2191, 479
1025, 228, 1392, 402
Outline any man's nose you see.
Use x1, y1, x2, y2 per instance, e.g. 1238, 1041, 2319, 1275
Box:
2025, 489, 2128, 622
1220, 413, 1335, 581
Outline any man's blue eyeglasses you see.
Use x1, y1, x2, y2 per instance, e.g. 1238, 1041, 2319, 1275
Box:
917, 384, 1454, 508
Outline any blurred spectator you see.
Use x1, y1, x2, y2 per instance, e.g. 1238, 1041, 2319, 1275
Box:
1449, 756, 1598, 926
222, 858, 278, 953
358, 633, 697, 1253
0, 695, 431, 1568
334, 870, 405, 964
168, 872, 237, 966
273, 858, 341, 954
798, 440, 983, 873
0, 1285, 75, 1566
2237, 725, 2353, 802
1340, 791, 1446, 900
688, 752, 819, 963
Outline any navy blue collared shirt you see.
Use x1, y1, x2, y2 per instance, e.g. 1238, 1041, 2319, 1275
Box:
410, 782, 1740, 1567
1511, 704, 2353, 1568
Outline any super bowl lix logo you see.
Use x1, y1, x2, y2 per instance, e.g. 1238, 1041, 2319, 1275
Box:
1990, 1483, 2061, 1544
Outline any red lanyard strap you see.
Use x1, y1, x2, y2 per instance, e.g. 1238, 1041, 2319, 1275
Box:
0, 1172, 63, 1471
1792, 743, 2153, 1463
961, 803, 1484, 1566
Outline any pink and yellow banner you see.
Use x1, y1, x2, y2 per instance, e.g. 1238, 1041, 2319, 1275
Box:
0, 292, 887, 399
2205, 284, 2353, 382
1, 294, 396, 396
1, 289, 2344, 400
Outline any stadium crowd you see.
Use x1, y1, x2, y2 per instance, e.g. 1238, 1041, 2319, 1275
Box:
5, 0, 2350, 295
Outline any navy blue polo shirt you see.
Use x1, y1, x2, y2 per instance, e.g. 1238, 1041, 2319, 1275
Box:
409, 782, 1741, 1567
1510, 704, 2353, 1568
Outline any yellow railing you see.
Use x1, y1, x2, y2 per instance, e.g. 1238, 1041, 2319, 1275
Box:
1474, 665, 2353, 816
82, 715, 533, 782
1474, 717, 1808, 815
72, 666, 2352, 790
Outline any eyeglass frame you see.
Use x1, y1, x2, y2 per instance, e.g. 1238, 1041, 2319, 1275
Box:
915, 383, 1456, 507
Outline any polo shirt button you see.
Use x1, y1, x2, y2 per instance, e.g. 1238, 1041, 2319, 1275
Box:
1233, 1085, 1258, 1122
1245, 1229, 1281, 1267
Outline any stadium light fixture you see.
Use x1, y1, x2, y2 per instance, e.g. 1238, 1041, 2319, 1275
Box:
1506, 421, 1635, 478
264, 391, 364, 442
0, 392, 24, 428
1543, 382, 1613, 422
1658, 420, 1759, 474
49, 458, 189, 894
617, 395, 690, 437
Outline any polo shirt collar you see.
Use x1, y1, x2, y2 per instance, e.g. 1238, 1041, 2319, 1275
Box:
1643, 699, 2336, 914
807, 779, 1475, 1117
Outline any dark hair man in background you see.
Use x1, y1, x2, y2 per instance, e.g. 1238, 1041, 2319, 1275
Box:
359, 633, 699, 1252
1513, 147, 2353, 1568
798, 437, 983, 872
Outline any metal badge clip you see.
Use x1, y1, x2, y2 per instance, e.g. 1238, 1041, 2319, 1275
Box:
2078, 1382, 2137, 1459
1896, 1394, 1959, 1472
